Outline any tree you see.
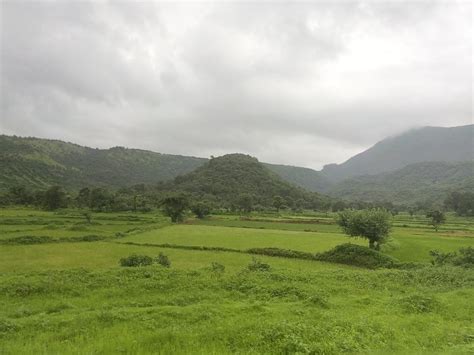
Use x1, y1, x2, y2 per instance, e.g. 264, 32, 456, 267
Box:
426, 210, 446, 232
89, 188, 111, 211
336, 209, 392, 250
43, 186, 67, 210
445, 191, 474, 217
273, 195, 284, 212
191, 201, 212, 219
76, 187, 91, 208
161, 194, 189, 222
237, 193, 254, 213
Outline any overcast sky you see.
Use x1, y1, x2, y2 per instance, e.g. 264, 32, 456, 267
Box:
0, 1, 472, 169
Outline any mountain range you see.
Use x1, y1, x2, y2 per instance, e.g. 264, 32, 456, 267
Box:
1, 124, 472, 205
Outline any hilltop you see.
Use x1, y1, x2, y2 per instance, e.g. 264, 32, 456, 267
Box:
322, 125, 473, 181
159, 154, 329, 209
0, 135, 328, 193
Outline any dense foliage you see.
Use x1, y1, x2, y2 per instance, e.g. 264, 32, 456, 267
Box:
328, 161, 474, 206
314, 243, 399, 269
0, 135, 206, 191
158, 154, 330, 211
445, 191, 474, 216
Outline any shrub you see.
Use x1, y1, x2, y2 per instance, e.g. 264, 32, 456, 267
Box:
247, 257, 271, 272
210, 262, 225, 274
0, 235, 56, 245
247, 247, 314, 260
315, 243, 398, 269
119, 254, 153, 267
397, 294, 440, 313
430, 247, 474, 268
156, 253, 171, 268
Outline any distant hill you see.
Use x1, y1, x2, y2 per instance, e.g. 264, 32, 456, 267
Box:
264, 163, 331, 193
0, 135, 328, 193
322, 125, 474, 181
328, 161, 474, 205
161, 154, 329, 208
0, 135, 207, 190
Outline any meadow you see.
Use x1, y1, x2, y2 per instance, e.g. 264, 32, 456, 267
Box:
1, 208, 473, 354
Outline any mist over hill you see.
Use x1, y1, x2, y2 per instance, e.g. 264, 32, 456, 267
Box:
322, 125, 473, 182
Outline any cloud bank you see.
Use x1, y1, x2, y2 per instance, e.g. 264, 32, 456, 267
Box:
1, 1, 471, 169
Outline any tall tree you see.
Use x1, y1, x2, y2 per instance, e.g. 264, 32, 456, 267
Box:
161, 194, 189, 222
43, 186, 67, 211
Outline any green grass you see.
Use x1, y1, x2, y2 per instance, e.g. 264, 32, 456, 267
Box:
1, 208, 474, 353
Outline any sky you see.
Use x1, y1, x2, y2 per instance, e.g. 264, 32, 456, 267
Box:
0, 0, 472, 170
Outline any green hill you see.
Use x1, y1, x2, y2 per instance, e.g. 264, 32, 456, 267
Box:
322, 125, 474, 181
329, 161, 474, 205
0, 135, 331, 193
264, 163, 331, 192
160, 154, 329, 208
0, 135, 207, 190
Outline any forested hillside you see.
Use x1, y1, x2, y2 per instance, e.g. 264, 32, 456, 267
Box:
0, 135, 331, 193
160, 154, 329, 209
0, 135, 207, 190
329, 161, 474, 205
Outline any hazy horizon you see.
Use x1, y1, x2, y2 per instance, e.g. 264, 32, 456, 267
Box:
1, 1, 472, 169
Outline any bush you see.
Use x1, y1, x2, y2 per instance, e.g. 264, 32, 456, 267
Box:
314, 243, 398, 269
210, 262, 225, 273
430, 247, 474, 268
397, 294, 440, 313
247, 247, 314, 260
156, 253, 171, 268
119, 254, 153, 267
247, 257, 271, 272
0, 236, 55, 245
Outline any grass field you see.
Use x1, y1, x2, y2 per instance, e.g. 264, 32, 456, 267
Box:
1, 208, 473, 354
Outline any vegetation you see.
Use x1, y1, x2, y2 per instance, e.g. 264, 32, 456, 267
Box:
158, 154, 330, 211
314, 243, 398, 269
161, 194, 189, 222
0, 135, 207, 191
321, 124, 473, 181
328, 161, 474, 206
430, 247, 474, 268
119, 254, 154, 267
336, 209, 392, 249
0, 208, 473, 353
426, 210, 446, 232
445, 191, 474, 216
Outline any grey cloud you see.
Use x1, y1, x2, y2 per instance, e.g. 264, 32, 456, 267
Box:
1, 0, 471, 169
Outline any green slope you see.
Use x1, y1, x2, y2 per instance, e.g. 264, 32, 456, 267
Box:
329, 161, 474, 205
161, 154, 329, 207
0, 135, 207, 190
0, 135, 332, 193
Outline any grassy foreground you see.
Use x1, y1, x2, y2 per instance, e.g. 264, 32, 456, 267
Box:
0, 208, 473, 354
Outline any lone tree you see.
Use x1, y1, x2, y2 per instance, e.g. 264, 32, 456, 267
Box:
273, 195, 285, 212
191, 201, 212, 219
426, 210, 446, 232
336, 208, 392, 250
43, 186, 67, 211
237, 193, 254, 213
161, 194, 189, 222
